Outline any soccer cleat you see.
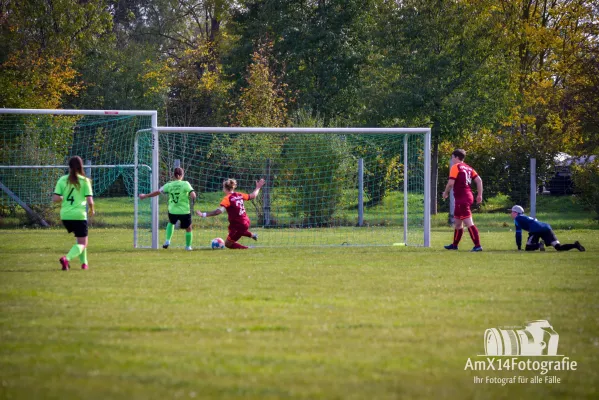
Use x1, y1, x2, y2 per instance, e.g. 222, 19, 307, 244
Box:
539, 242, 545, 252
185, 246, 193, 251
59, 256, 69, 271
251, 233, 258, 241
575, 241, 586, 252
163, 241, 170, 249
471, 246, 483, 252
444, 244, 458, 250
81, 264, 88, 270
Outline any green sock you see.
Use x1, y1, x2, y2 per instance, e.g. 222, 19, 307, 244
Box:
165, 223, 174, 242
66, 244, 85, 261
79, 248, 88, 265
185, 231, 193, 247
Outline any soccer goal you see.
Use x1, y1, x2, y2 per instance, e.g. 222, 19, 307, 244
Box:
137, 126, 431, 248
0, 109, 158, 248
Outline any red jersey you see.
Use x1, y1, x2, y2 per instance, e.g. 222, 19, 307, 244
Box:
220, 192, 251, 226
449, 162, 478, 203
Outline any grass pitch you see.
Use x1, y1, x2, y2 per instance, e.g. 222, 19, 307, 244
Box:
1, 227, 598, 400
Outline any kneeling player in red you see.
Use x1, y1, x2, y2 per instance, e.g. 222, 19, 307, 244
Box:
442, 149, 483, 251
197, 178, 265, 249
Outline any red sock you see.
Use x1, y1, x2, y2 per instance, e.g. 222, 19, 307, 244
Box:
241, 231, 252, 238
453, 229, 464, 246
468, 225, 481, 247
228, 242, 248, 250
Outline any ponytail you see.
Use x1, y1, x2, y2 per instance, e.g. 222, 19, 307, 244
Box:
68, 156, 85, 189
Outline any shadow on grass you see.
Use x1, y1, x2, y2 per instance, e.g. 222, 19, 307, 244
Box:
0, 269, 63, 273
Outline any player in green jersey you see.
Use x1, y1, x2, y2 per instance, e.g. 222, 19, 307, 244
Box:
139, 167, 197, 250
53, 156, 95, 270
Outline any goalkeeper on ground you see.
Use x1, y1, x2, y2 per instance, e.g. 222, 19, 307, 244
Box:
510, 205, 585, 252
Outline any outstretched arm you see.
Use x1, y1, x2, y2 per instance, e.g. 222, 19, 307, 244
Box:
197, 207, 224, 218
139, 190, 161, 200
249, 179, 266, 200
474, 176, 483, 204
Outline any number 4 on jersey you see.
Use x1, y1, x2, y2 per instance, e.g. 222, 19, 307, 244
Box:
66, 188, 75, 205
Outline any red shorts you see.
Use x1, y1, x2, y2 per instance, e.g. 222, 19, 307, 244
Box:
454, 202, 472, 220
228, 222, 250, 242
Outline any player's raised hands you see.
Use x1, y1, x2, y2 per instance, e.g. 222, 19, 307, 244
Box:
256, 178, 265, 189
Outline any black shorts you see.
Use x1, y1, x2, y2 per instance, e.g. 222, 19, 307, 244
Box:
62, 220, 88, 238
527, 230, 559, 246
168, 213, 192, 229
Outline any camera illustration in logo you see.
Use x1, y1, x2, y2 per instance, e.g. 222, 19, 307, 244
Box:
484, 320, 559, 356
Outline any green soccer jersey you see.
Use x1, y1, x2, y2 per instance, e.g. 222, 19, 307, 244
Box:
54, 174, 93, 220
161, 180, 195, 215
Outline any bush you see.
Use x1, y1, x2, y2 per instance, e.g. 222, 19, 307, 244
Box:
479, 193, 512, 213
570, 159, 599, 221
280, 133, 352, 227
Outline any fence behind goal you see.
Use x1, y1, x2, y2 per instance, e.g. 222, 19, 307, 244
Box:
137, 127, 431, 248
0, 109, 156, 248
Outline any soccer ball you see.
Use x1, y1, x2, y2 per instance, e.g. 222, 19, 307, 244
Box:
211, 237, 225, 249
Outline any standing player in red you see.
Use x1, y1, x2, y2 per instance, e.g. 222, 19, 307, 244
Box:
197, 178, 265, 249
442, 149, 483, 251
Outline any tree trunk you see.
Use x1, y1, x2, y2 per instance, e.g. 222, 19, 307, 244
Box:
430, 122, 440, 215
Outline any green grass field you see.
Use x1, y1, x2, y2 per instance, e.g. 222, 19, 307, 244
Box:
1, 215, 598, 399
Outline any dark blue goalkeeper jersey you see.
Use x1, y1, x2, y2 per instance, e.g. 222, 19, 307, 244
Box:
514, 214, 552, 249
514, 215, 552, 233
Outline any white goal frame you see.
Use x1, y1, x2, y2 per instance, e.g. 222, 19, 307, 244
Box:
141, 126, 431, 248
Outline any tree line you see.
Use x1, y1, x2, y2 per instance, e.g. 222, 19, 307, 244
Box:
1, 0, 598, 215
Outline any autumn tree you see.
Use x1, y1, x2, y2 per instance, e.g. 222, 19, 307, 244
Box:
0, 0, 113, 108
492, 0, 598, 156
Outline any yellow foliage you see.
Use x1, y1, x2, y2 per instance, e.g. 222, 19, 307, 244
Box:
0, 50, 81, 108
140, 59, 173, 98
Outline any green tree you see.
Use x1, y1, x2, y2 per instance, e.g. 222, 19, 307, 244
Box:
227, 0, 377, 123
206, 42, 290, 222
363, 0, 513, 214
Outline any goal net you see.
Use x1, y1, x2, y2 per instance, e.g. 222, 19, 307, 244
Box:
137, 127, 431, 248
0, 109, 156, 247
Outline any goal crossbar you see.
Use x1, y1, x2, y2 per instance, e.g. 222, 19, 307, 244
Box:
142, 127, 430, 134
